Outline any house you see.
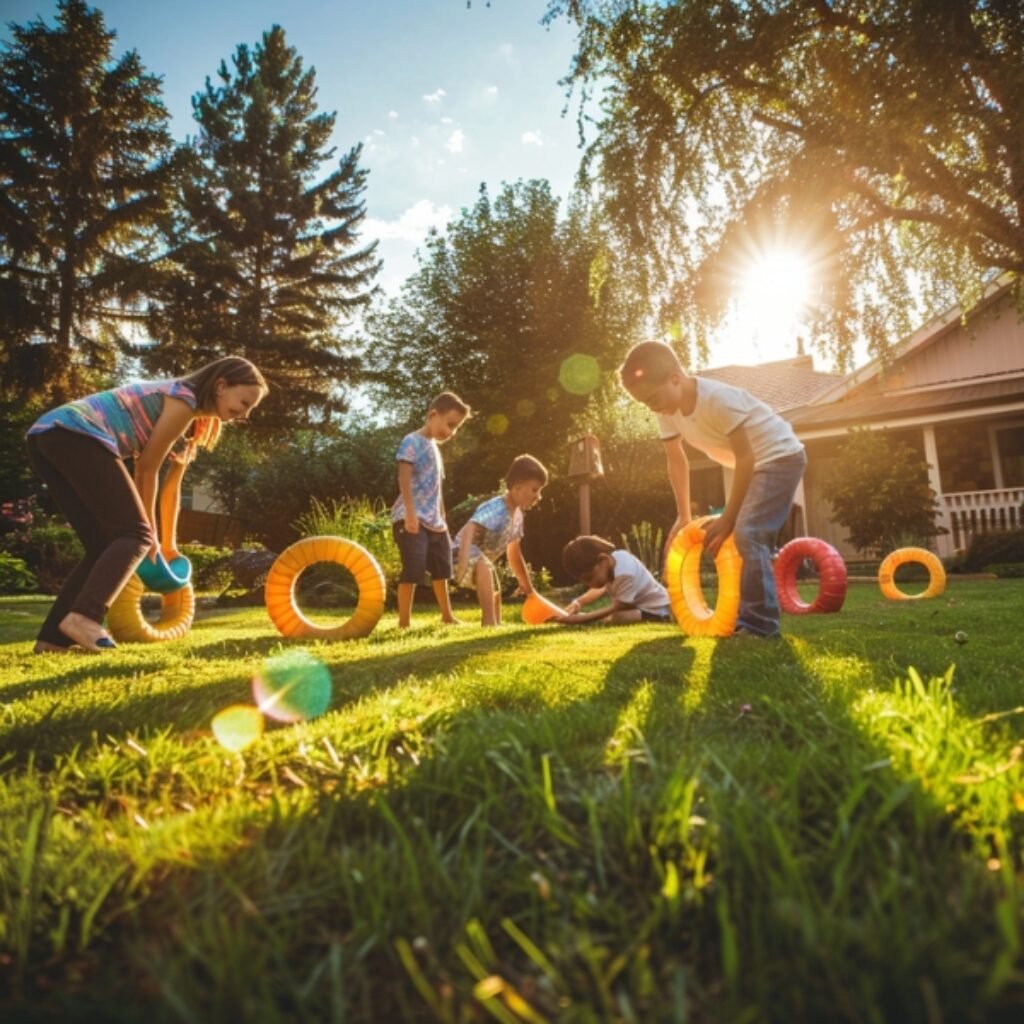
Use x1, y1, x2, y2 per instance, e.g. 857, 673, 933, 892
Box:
696, 278, 1024, 559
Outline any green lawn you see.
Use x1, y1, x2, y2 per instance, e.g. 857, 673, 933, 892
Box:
1, 582, 1022, 1022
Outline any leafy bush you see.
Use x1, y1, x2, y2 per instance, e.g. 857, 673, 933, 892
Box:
293, 496, 402, 590
0, 552, 37, 594
621, 520, 664, 577
2, 518, 84, 593
984, 562, 1024, 578
821, 429, 944, 557
959, 529, 1024, 571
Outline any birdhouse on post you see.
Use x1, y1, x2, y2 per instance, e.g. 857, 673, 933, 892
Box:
567, 434, 604, 535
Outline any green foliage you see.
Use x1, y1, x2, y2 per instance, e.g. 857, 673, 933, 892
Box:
0, 553, 36, 594
821, 428, 943, 556
293, 496, 401, 588
545, 0, 1024, 366
0, 0, 174, 402
141, 25, 379, 426
362, 181, 648, 496
2, 519, 83, 594
1, 583, 1023, 1020
620, 520, 664, 577
984, 562, 1024, 578
188, 423, 399, 548
960, 528, 1024, 572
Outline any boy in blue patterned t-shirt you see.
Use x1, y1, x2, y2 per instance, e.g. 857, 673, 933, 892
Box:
391, 391, 471, 628
453, 454, 548, 626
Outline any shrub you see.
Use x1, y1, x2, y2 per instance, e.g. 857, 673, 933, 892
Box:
821, 428, 944, 557
3, 519, 84, 593
293, 496, 402, 590
960, 528, 1024, 572
621, 520, 664, 577
0, 552, 37, 594
984, 562, 1024, 578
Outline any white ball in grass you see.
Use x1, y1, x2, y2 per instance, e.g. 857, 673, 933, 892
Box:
954, 630, 968, 645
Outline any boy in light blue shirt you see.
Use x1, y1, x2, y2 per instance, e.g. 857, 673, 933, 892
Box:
453, 454, 548, 626
391, 391, 471, 627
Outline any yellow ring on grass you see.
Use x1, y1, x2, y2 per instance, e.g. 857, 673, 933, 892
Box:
107, 575, 196, 643
265, 536, 386, 640
878, 546, 946, 601
664, 515, 742, 637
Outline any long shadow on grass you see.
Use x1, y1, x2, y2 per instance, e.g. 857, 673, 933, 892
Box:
0, 626, 547, 770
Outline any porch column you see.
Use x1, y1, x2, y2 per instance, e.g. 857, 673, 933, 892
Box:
922, 426, 952, 557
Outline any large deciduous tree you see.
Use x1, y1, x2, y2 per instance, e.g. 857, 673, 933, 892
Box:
362, 179, 646, 496
546, 0, 1024, 367
144, 26, 379, 427
0, 0, 174, 401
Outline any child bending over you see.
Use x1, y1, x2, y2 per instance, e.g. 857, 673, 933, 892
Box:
453, 454, 547, 626
559, 535, 671, 625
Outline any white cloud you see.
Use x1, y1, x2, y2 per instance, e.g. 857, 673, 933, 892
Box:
373, 128, 385, 136
498, 44, 516, 65
485, 85, 498, 99
364, 199, 453, 242
422, 87, 446, 104
441, 116, 454, 125
446, 129, 465, 153
388, 110, 398, 120
521, 130, 543, 147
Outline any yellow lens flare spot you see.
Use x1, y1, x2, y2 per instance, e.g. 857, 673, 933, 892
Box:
486, 413, 509, 435
558, 353, 601, 395
211, 704, 264, 752
515, 398, 535, 418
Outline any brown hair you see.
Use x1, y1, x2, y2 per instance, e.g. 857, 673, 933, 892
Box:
178, 356, 268, 452
562, 535, 615, 580
505, 454, 549, 489
429, 391, 472, 418
619, 341, 684, 391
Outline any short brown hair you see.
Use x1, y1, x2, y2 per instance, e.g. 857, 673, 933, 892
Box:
505, 454, 548, 488
429, 391, 471, 418
562, 535, 615, 580
619, 341, 684, 391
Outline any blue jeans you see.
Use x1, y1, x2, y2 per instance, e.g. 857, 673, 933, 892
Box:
733, 450, 807, 637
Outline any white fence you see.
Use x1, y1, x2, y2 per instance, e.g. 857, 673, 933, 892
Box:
940, 487, 1024, 552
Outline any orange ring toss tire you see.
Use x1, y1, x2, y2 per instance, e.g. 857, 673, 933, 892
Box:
878, 547, 946, 601
664, 515, 742, 637
265, 536, 386, 640
107, 575, 196, 643
774, 538, 848, 614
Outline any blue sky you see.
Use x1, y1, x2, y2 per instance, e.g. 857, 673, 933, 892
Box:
3, 0, 838, 368
1, 0, 585, 294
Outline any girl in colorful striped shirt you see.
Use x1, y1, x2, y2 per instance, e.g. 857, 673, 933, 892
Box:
26, 357, 268, 653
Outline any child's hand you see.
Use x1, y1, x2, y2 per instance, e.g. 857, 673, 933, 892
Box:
703, 513, 735, 557
565, 598, 582, 614
404, 513, 420, 534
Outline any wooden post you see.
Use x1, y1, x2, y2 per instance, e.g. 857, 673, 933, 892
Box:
579, 481, 591, 535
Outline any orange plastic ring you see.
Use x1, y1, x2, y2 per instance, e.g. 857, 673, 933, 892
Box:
108, 575, 196, 643
878, 547, 946, 601
664, 515, 742, 637
774, 537, 848, 614
265, 536, 386, 640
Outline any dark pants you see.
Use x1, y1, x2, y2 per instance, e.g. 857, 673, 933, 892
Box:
27, 429, 153, 646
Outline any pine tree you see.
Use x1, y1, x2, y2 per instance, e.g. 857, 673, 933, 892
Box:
0, 0, 174, 401
146, 26, 379, 426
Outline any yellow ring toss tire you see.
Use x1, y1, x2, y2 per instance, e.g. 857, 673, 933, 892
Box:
664, 515, 743, 637
107, 575, 196, 643
265, 536, 386, 640
774, 537, 848, 614
878, 547, 946, 601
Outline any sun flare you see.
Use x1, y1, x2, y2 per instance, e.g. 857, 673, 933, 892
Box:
708, 247, 814, 367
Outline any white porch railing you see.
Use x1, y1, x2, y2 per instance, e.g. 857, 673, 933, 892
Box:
940, 487, 1024, 552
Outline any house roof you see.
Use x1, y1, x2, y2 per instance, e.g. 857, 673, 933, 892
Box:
808, 274, 1015, 406
787, 376, 1024, 431
700, 354, 842, 412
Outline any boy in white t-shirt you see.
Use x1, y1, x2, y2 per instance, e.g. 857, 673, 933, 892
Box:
620, 341, 806, 638
558, 535, 671, 625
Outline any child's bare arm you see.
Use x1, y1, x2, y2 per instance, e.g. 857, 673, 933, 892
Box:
455, 521, 477, 583
397, 462, 418, 532
565, 585, 607, 613
505, 539, 533, 595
